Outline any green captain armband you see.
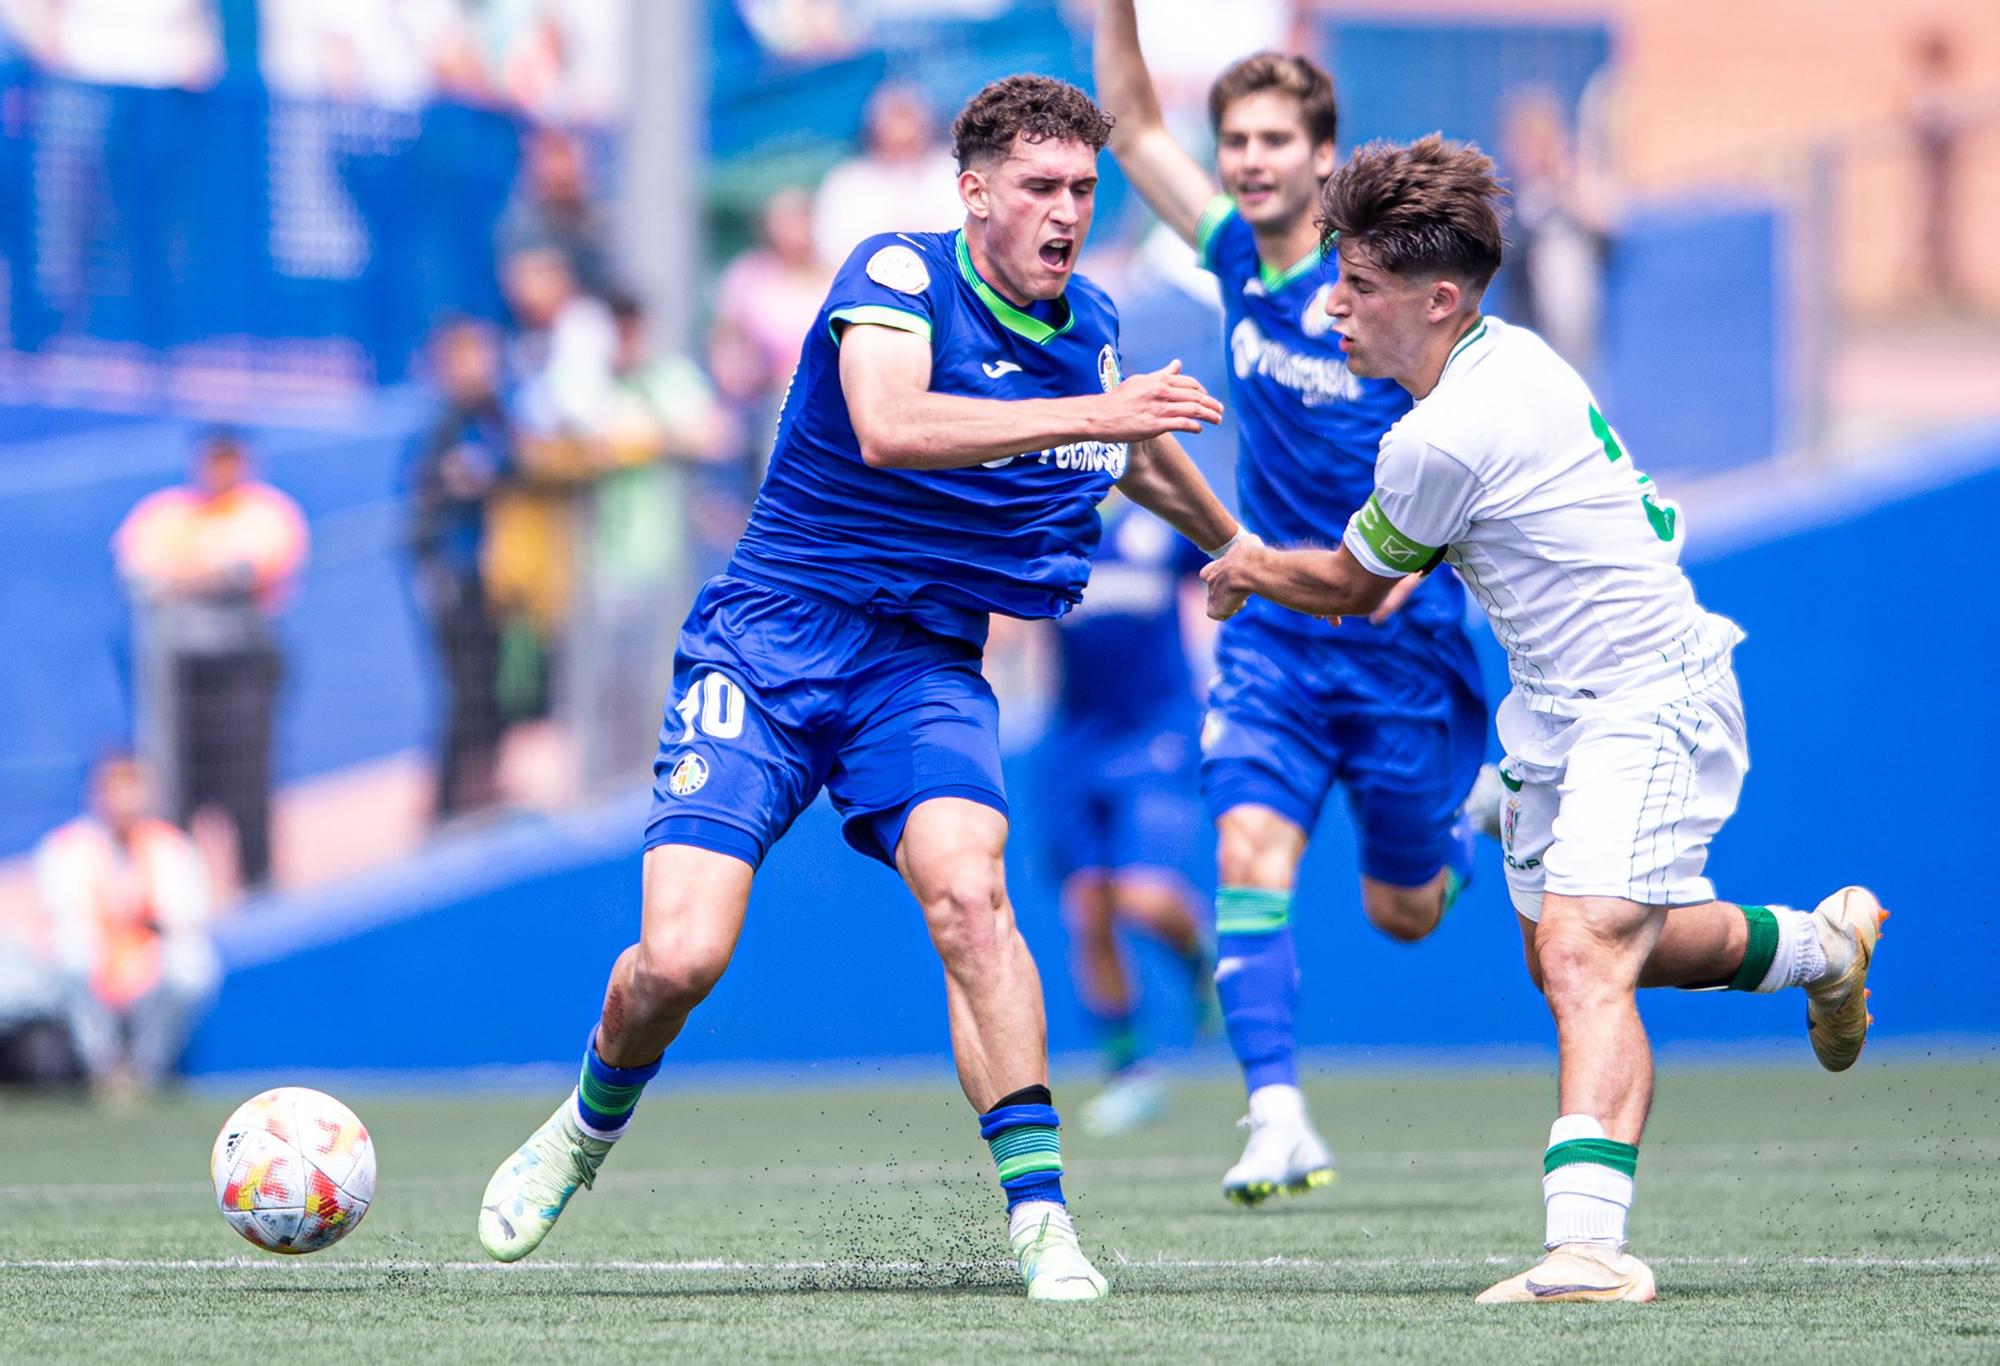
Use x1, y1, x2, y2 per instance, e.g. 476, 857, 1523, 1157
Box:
1349, 493, 1440, 572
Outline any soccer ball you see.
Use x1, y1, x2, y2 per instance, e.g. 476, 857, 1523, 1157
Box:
210, 1086, 376, 1254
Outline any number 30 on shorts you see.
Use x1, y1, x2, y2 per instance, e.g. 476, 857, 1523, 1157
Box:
673, 672, 746, 742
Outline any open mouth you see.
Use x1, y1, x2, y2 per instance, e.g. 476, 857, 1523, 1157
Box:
1235, 182, 1275, 205
1038, 238, 1073, 270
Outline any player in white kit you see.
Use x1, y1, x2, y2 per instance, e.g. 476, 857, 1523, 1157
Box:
1202, 135, 1887, 1303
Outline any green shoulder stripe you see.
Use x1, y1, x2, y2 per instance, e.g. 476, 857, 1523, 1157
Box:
827, 305, 932, 344
1194, 193, 1237, 269
1349, 492, 1439, 572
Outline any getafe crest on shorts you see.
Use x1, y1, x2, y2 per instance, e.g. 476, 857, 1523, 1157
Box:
666, 753, 709, 797
1098, 344, 1121, 393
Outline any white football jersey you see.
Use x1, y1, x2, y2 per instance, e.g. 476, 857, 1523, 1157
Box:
1343, 317, 1742, 716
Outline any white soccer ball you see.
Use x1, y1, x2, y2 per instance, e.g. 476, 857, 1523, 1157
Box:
210, 1086, 376, 1254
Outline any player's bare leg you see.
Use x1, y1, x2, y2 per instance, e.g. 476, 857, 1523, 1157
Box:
1361, 870, 1456, 943
477, 846, 752, 1262
1517, 891, 1885, 1065
898, 797, 1107, 1300
1066, 872, 1212, 1136
1479, 893, 1663, 1304
1213, 804, 1333, 1204
1111, 874, 1220, 1039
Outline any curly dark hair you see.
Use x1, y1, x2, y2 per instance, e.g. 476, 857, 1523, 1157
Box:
951, 75, 1115, 171
1318, 134, 1508, 288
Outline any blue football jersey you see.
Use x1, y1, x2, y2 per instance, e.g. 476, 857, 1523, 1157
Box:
1056, 499, 1205, 734
1194, 196, 1463, 637
730, 229, 1130, 647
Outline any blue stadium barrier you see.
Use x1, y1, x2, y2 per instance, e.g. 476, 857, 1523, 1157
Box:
0, 66, 517, 380
184, 438, 2000, 1072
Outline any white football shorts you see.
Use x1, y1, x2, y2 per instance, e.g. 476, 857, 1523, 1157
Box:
1496, 672, 1749, 922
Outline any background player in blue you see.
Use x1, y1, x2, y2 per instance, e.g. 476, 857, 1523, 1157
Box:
475, 76, 1250, 1301
1044, 495, 1219, 1138
1096, 3, 1495, 1204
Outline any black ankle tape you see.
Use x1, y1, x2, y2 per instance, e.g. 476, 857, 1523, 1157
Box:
990, 1084, 1052, 1111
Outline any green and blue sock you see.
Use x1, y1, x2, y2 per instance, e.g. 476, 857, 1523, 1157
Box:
1214, 886, 1299, 1093
981, 1085, 1065, 1211
570, 1029, 661, 1141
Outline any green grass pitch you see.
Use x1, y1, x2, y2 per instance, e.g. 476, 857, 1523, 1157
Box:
2, 1057, 1996, 1363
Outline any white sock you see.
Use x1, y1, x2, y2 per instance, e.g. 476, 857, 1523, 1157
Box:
1756, 906, 1827, 992
1009, 1200, 1073, 1243
1247, 1083, 1307, 1126
1542, 1115, 1633, 1250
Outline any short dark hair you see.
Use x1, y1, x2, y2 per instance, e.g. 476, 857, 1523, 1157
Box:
951, 75, 1115, 171
1318, 134, 1507, 289
1209, 52, 1338, 149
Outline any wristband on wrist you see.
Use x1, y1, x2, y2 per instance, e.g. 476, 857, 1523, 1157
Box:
1206, 527, 1256, 559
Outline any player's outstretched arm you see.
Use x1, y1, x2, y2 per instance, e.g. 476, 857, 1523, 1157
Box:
1201, 541, 1396, 623
840, 326, 1222, 470
1118, 431, 1240, 555
1094, 0, 1219, 246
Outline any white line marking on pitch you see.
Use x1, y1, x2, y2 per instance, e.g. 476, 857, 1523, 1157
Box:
0, 1255, 1992, 1273
5, 1139, 1993, 1205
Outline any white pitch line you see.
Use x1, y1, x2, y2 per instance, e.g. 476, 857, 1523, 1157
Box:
0, 1254, 1992, 1273
6, 1139, 1993, 1205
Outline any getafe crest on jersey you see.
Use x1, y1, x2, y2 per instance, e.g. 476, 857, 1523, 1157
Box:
730, 228, 1132, 645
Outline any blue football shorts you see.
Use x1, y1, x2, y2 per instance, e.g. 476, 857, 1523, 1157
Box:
1199, 609, 1488, 888
1042, 722, 1207, 886
643, 575, 1007, 870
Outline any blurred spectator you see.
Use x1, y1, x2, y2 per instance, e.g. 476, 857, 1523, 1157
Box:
567, 293, 740, 787
487, 245, 616, 722
711, 187, 831, 437
1, 0, 220, 89
811, 82, 965, 267
1911, 29, 1964, 309
113, 432, 308, 893
32, 754, 219, 1099
1500, 87, 1611, 378
407, 318, 514, 824
498, 127, 621, 301
503, 244, 618, 435
258, 0, 487, 107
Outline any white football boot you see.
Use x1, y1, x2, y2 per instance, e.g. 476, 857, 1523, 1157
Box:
1476, 1242, 1657, 1304
1222, 1084, 1336, 1206
477, 1100, 612, 1262
1464, 762, 1507, 842
1010, 1202, 1110, 1301
1080, 1068, 1169, 1138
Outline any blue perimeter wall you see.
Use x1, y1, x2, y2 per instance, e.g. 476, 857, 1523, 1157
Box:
186, 442, 2000, 1073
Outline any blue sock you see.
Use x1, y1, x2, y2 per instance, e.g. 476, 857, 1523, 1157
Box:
572, 1029, 662, 1139
1089, 1005, 1146, 1076
1443, 811, 1477, 913
980, 1086, 1066, 1210
1214, 887, 1299, 1094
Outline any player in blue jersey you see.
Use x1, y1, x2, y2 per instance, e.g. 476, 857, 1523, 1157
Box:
1096, 4, 1496, 1203
475, 76, 1249, 1301
1043, 496, 1219, 1137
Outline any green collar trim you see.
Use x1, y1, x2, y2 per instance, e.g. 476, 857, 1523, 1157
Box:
955, 231, 1074, 343
1259, 240, 1325, 294
1443, 316, 1489, 374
